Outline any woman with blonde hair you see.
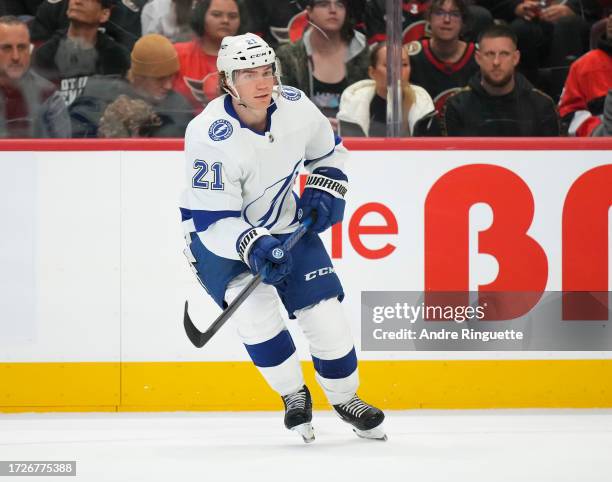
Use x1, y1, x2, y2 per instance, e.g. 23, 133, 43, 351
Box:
336, 42, 434, 136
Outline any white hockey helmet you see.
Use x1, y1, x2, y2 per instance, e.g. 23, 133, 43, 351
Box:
217, 33, 281, 96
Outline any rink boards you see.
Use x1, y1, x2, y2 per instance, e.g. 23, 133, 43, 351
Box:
0, 138, 611, 411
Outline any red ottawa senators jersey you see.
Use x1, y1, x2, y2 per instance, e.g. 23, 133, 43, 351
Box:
364, 0, 432, 44
557, 43, 612, 136
407, 39, 478, 113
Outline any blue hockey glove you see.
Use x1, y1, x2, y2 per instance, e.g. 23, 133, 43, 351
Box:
237, 228, 293, 285
298, 167, 348, 233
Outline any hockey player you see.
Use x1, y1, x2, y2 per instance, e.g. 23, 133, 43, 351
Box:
181, 32, 386, 443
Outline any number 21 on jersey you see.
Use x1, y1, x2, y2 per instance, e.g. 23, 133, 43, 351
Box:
192, 160, 224, 190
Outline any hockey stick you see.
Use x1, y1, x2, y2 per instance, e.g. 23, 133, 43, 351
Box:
183, 216, 313, 348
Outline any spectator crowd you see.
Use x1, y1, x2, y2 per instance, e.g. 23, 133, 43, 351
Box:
0, 0, 611, 138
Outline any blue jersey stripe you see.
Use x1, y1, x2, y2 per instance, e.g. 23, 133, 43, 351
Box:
180, 207, 192, 222
244, 330, 296, 368
304, 146, 335, 167
192, 209, 241, 232
312, 347, 357, 379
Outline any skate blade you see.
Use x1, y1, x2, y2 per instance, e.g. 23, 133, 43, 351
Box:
353, 425, 388, 441
291, 422, 315, 443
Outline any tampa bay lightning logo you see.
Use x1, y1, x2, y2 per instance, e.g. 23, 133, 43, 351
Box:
281, 86, 301, 101
272, 248, 284, 259
208, 119, 233, 141
244, 159, 302, 229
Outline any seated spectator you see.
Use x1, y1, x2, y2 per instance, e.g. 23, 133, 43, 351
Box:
245, 0, 305, 48
174, 0, 241, 110
441, 24, 560, 136
276, 0, 369, 129
30, 0, 143, 51
558, 13, 612, 136
0, 16, 69, 138
337, 42, 434, 136
245, 0, 365, 48
69, 33, 193, 137
509, 0, 603, 99
408, 0, 479, 112
31, 0, 130, 106
141, 0, 192, 43
363, 0, 493, 44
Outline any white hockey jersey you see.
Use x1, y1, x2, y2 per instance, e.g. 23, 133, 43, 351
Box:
181, 86, 348, 261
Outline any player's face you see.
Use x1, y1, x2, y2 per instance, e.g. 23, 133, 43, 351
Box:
67, 0, 110, 26
203, 0, 240, 42
429, 0, 463, 42
233, 65, 275, 109
0, 23, 31, 83
131, 73, 176, 102
307, 0, 347, 34
476, 36, 520, 88
369, 46, 411, 92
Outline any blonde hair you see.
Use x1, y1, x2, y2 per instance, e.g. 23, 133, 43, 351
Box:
370, 43, 416, 135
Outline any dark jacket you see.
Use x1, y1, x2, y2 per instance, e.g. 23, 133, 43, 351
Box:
243, 0, 304, 48
276, 29, 370, 101
474, 0, 603, 23
32, 31, 130, 82
0, 70, 70, 138
441, 72, 561, 136
30, 0, 144, 50
69, 76, 193, 138
32, 31, 130, 106
3, 0, 42, 16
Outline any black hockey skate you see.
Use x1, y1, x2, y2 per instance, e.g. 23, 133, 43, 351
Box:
282, 385, 315, 443
333, 394, 387, 441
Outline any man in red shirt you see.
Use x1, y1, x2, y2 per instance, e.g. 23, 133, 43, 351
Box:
558, 13, 612, 136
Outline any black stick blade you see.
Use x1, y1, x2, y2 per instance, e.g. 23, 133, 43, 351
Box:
183, 301, 208, 348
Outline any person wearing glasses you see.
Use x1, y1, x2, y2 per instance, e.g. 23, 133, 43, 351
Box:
407, 0, 479, 113
441, 24, 560, 136
363, 0, 493, 44
275, 0, 369, 131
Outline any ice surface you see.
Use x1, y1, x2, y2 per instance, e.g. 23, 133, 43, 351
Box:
1, 409, 611, 482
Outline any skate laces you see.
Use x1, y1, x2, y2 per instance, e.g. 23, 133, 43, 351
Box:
338, 395, 372, 418
284, 389, 307, 410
